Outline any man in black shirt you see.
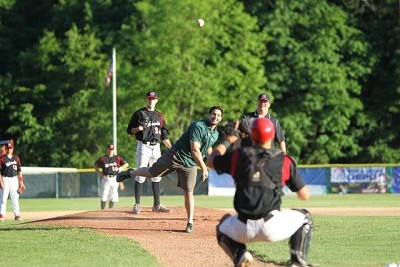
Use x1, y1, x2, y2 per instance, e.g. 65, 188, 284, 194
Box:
242, 93, 286, 154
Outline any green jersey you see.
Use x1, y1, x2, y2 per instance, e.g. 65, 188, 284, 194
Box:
173, 119, 219, 167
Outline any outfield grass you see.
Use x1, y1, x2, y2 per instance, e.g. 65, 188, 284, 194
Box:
1, 194, 399, 266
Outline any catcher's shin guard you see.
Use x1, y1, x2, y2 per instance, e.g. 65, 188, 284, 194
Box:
289, 209, 313, 267
216, 214, 247, 265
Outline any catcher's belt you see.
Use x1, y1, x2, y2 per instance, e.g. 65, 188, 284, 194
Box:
142, 140, 158, 146
237, 212, 274, 223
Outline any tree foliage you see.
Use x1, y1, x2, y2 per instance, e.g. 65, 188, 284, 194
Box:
0, 0, 399, 167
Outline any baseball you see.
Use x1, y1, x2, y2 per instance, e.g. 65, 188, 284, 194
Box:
197, 18, 204, 27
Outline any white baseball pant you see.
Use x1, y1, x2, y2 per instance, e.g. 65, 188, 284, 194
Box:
0, 176, 21, 217
136, 141, 162, 183
219, 209, 306, 244
100, 175, 119, 202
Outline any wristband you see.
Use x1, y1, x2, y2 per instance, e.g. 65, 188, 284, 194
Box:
220, 139, 232, 150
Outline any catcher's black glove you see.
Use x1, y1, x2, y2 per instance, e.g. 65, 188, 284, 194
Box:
239, 117, 254, 135
138, 110, 150, 129
223, 120, 240, 137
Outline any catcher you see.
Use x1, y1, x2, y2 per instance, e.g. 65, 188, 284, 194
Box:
206, 118, 314, 267
0, 142, 25, 221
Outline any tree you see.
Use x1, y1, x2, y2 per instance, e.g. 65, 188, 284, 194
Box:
339, 0, 400, 163
243, 0, 375, 163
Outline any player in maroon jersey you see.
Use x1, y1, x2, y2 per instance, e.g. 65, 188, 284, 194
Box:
0, 142, 25, 221
94, 144, 129, 209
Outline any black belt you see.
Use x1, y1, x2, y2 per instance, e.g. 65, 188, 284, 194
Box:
104, 175, 115, 178
142, 140, 158, 146
238, 213, 273, 224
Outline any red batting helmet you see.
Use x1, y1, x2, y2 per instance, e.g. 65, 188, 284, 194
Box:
250, 118, 275, 143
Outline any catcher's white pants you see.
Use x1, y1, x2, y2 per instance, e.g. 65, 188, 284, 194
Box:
219, 209, 306, 244
100, 175, 119, 202
0, 176, 21, 217
135, 141, 162, 183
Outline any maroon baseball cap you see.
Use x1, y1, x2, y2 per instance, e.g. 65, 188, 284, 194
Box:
146, 91, 158, 99
107, 144, 114, 150
258, 93, 270, 102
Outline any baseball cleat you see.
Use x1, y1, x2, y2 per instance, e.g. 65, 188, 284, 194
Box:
14, 215, 23, 221
152, 204, 170, 213
132, 204, 141, 214
185, 223, 194, 233
0, 214, 4, 221
116, 168, 134, 182
235, 251, 253, 267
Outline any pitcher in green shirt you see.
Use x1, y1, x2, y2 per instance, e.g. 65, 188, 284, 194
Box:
117, 106, 223, 233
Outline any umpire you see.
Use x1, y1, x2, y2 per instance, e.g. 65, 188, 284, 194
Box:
242, 93, 286, 154
206, 118, 314, 267
126, 91, 172, 214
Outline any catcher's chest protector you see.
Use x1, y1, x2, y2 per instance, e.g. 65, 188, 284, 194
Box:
242, 147, 284, 195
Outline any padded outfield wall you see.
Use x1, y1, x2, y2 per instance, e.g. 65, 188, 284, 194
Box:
19, 164, 400, 198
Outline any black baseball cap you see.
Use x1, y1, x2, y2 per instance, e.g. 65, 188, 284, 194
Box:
258, 93, 270, 101
147, 91, 158, 99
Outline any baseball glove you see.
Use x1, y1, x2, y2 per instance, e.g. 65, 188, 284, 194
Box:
239, 117, 254, 135
223, 120, 240, 137
138, 110, 150, 129
17, 183, 26, 194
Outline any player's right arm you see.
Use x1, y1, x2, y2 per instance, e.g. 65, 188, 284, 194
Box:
284, 156, 310, 200
0, 157, 3, 189
93, 158, 103, 175
126, 110, 143, 135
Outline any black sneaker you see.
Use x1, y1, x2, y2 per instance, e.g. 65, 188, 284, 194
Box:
116, 168, 134, 182
185, 223, 194, 233
152, 204, 171, 213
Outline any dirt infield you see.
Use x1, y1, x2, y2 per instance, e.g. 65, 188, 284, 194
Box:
25, 206, 400, 267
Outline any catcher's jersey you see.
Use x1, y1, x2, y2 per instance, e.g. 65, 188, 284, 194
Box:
213, 147, 305, 218
126, 108, 169, 143
0, 154, 22, 177
94, 155, 127, 176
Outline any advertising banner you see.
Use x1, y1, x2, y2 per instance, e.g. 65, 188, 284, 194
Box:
330, 167, 388, 194
391, 167, 400, 193
209, 168, 328, 196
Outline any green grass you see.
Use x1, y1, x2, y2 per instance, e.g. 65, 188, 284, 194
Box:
0, 225, 159, 267
249, 216, 400, 267
1, 194, 400, 266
